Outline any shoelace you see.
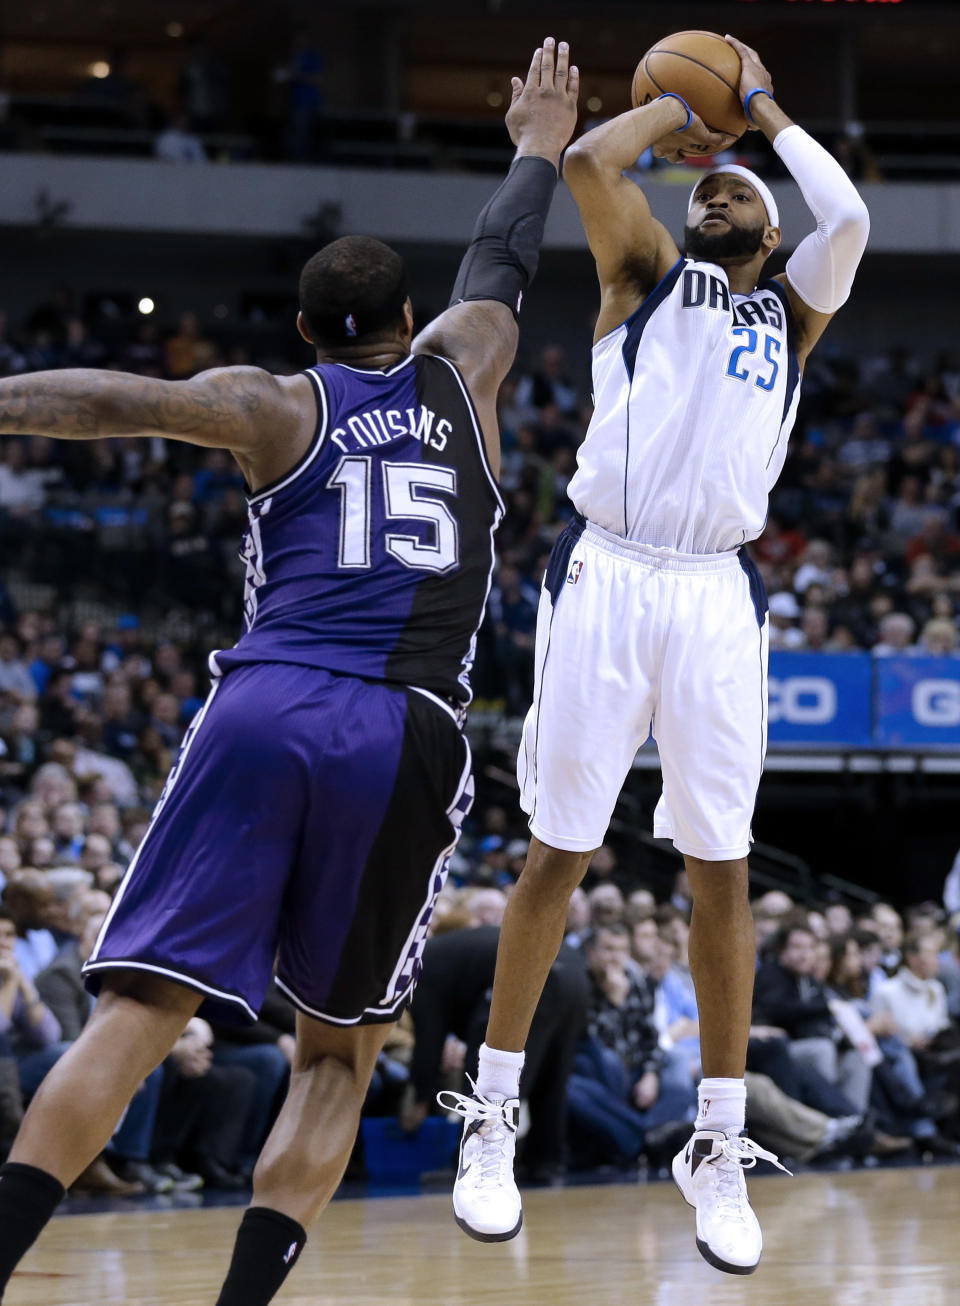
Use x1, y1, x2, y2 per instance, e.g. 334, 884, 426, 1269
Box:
437, 1078, 515, 1185
708, 1137, 792, 1222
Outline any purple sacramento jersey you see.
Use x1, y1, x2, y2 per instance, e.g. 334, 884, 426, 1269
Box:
84, 352, 500, 1026
212, 354, 504, 705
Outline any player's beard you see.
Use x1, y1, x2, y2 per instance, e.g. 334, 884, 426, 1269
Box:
682, 217, 766, 262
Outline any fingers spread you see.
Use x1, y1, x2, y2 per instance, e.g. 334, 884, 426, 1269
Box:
527, 46, 543, 87
555, 39, 569, 85
568, 64, 580, 100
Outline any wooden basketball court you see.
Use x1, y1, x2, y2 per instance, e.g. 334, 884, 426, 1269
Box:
10, 1166, 956, 1305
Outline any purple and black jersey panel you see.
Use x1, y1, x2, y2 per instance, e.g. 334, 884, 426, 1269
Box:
83, 662, 473, 1025
213, 353, 504, 706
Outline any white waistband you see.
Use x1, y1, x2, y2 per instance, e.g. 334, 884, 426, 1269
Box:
581, 520, 741, 573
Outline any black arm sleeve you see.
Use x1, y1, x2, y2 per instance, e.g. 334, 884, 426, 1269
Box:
449, 155, 558, 319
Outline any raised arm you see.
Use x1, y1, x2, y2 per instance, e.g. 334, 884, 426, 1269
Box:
726, 35, 870, 365
0, 366, 317, 493
563, 101, 728, 340
413, 37, 579, 472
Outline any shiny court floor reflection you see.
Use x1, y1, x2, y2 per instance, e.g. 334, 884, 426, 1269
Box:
10, 1166, 957, 1306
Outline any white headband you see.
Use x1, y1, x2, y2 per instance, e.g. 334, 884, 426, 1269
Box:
688, 165, 779, 229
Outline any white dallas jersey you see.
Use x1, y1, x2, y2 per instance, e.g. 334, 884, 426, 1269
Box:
568, 257, 802, 554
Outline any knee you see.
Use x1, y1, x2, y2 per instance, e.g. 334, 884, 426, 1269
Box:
293, 1049, 366, 1103
685, 859, 750, 912
515, 840, 593, 899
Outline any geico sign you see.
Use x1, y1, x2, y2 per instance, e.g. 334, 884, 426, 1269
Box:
912, 679, 960, 728
768, 677, 837, 725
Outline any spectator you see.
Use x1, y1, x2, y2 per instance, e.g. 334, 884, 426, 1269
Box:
42, 868, 95, 945
164, 311, 217, 379
587, 884, 625, 929
179, 40, 229, 133
564, 887, 591, 948
919, 618, 959, 657
872, 612, 916, 657
0, 635, 36, 703
0, 837, 20, 891
873, 934, 953, 1052
871, 903, 905, 975
768, 591, 804, 649
50, 803, 86, 863
794, 540, 833, 595
155, 113, 207, 164
209, 983, 297, 1172
2, 871, 58, 980
277, 30, 325, 161
466, 889, 508, 928
488, 563, 538, 714
565, 924, 696, 1165
0, 904, 65, 1101
152, 1017, 256, 1189
413, 925, 588, 1178
799, 607, 829, 652
753, 922, 871, 1117
515, 346, 579, 416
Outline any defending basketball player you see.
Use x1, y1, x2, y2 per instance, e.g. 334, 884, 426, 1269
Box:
447, 36, 869, 1274
0, 40, 578, 1306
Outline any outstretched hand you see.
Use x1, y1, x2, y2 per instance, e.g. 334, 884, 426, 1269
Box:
506, 37, 580, 166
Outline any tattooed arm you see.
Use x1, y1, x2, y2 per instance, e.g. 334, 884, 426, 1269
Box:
0, 366, 318, 488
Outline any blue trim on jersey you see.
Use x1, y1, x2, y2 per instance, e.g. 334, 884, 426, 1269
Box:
759, 279, 801, 428
544, 513, 585, 604
737, 547, 769, 630
620, 257, 686, 384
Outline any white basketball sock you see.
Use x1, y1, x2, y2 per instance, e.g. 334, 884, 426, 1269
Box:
476, 1043, 525, 1100
696, 1077, 747, 1137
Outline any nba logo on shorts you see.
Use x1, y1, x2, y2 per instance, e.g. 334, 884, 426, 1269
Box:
567, 559, 583, 585
344, 313, 358, 338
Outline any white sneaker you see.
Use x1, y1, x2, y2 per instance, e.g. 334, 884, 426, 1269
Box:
438, 1082, 523, 1242
671, 1129, 790, 1275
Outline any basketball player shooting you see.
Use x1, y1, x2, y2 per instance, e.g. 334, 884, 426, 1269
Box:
446, 36, 869, 1275
0, 39, 578, 1306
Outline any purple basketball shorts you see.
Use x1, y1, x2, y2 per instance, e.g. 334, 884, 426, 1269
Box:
84, 663, 472, 1025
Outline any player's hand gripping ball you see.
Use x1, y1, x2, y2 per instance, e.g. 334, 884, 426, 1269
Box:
632, 30, 748, 151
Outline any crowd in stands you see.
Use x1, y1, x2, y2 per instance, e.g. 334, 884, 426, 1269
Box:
6, 755, 960, 1191
2, 33, 326, 166
2, 293, 960, 1192
3, 293, 959, 714
411, 873, 960, 1175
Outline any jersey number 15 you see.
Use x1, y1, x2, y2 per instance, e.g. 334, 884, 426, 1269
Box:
327, 454, 460, 574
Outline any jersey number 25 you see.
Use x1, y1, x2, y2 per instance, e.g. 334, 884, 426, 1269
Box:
726, 327, 780, 392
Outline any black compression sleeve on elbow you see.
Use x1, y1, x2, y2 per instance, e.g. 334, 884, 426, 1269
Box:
449, 155, 558, 319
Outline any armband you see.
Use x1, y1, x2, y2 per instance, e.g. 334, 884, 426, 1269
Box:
449, 155, 558, 319
744, 89, 773, 126
657, 93, 693, 133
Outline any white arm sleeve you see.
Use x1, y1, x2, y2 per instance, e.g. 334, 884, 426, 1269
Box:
774, 124, 870, 315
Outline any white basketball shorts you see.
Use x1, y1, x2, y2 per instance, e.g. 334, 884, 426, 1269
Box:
518, 515, 769, 861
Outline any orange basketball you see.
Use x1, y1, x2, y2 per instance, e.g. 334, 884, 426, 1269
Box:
631, 30, 748, 142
